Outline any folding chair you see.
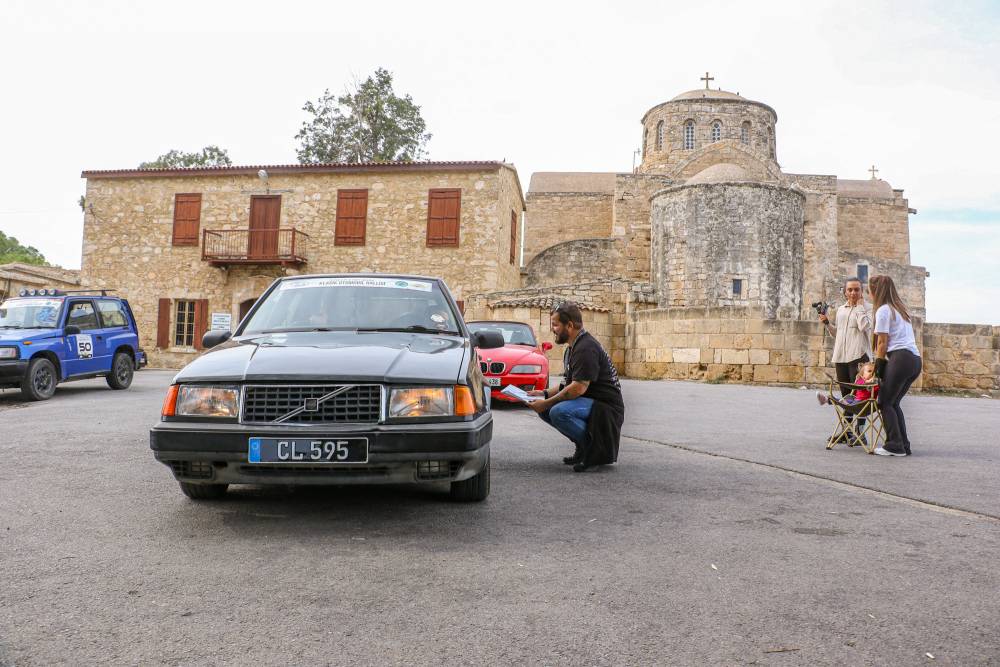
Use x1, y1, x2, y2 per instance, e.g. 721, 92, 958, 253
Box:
822, 379, 886, 455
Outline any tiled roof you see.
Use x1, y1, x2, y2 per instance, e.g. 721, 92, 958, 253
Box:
488, 294, 610, 312
82, 160, 510, 179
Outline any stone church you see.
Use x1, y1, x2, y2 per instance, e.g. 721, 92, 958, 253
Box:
466, 78, 997, 393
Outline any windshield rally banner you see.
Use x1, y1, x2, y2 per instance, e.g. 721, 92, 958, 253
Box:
279, 277, 434, 293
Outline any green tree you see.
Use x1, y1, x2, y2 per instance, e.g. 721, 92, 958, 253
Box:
0, 231, 47, 265
139, 145, 232, 169
296, 68, 432, 164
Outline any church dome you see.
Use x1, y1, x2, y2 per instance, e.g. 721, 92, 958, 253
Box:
685, 163, 751, 184
670, 89, 747, 102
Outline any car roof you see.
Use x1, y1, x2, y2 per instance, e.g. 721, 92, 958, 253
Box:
467, 320, 535, 326
278, 273, 443, 283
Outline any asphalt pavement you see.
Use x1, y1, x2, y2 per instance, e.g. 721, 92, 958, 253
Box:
1, 372, 998, 666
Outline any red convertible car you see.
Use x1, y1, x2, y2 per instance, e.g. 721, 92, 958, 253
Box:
467, 321, 552, 403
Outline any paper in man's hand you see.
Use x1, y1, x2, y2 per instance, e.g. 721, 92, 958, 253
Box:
500, 384, 541, 403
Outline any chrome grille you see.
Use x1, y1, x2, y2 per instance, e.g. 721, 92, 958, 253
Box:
241, 384, 381, 424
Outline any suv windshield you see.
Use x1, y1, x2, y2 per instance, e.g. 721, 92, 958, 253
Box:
468, 322, 536, 346
242, 277, 461, 335
0, 298, 65, 329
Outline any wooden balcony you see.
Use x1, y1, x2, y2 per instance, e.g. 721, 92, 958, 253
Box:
201, 228, 309, 267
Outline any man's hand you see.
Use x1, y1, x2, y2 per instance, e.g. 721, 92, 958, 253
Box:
528, 398, 551, 414
526, 390, 545, 398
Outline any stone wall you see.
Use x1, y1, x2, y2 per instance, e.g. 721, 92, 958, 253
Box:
921, 323, 1000, 393
614, 174, 673, 282
650, 182, 804, 317
522, 238, 622, 287
837, 195, 911, 265
522, 192, 613, 266
835, 252, 927, 319
81, 165, 523, 368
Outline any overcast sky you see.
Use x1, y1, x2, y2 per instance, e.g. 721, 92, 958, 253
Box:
2, 0, 998, 324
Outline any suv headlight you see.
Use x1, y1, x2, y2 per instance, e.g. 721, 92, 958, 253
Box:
510, 364, 542, 374
174, 385, 240, 418
389, 387, 454, 418
0, 347, 19, 360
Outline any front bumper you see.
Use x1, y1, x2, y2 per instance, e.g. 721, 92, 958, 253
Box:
150, 412, 492, 486
487, 374, 548, 402
0, 360, 28, 385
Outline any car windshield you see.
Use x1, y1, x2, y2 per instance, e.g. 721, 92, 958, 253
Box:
242, 277, 461, 335
468, 322, 536, 346
0, 298, 65, 329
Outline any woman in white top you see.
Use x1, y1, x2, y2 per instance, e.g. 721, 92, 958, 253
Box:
819, 277, 873, 398
869, 275, 922, 457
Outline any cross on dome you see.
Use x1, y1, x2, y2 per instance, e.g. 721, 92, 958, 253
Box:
700, 71, 714, 89
868, 165, 879, 179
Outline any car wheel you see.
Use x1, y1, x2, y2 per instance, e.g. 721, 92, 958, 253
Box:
178, 482, 229, 500
106, 352, 134, 390
21, 357, 57, 401
449, 455, 490, 502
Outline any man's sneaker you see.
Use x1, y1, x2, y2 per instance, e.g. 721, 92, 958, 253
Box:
563, 446, 583, 465
816, 391, 829, 406
874, 446, 907, 457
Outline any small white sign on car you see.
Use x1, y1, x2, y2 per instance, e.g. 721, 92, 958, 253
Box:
76, 334, 94, 359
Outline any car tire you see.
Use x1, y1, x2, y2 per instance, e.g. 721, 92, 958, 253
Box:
178, 482, 229, 500
106, 352, 134, 390
450, 455, 490, 502
21, 357, 57, 401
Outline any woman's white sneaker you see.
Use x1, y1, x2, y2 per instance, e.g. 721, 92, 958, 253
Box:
816, 391, 828, 406
874, 446, 907, 456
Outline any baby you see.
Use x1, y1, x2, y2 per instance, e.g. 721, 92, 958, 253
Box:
817, 361, 879, 406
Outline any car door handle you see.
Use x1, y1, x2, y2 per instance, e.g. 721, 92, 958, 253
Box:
96, 335, 104, 340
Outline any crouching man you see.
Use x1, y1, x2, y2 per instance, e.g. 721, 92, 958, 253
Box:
527, 302, 625, 472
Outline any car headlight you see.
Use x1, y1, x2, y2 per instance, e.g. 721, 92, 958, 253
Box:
389, 387, 454, 418
509, 364, 542, 374
173, 385, 240, 418
0, 347, 18, 360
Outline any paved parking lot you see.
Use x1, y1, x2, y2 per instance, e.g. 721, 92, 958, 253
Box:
1, 372, 998, 666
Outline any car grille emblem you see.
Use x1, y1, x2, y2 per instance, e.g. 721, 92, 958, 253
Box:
304, 398, 320, 412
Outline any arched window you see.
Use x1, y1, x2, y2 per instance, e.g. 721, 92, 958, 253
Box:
711, 121, 722, 143
683, 120, 695, 150
655, 120, 664, 150
740, 121, 751, 145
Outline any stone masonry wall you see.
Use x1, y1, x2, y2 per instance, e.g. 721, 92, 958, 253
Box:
82, 166, 523, 368
921, 323, 1000, 393
523, 239, 622, 287
835, 252, 927, 319
522, 193, 613, 266
837, 195, 911, 265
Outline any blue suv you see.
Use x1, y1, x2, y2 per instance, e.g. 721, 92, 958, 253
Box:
0, 289, 147, 401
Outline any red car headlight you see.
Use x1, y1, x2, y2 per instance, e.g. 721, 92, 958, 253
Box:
509, 364, 542, 374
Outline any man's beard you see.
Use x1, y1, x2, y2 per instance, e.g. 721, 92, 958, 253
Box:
554, 330, 569, 345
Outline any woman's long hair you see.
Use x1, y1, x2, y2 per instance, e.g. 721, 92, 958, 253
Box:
868, 275, 910, 322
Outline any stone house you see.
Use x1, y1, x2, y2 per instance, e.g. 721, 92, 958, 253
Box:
80, 161, 524, 367
0, 263, 80, 300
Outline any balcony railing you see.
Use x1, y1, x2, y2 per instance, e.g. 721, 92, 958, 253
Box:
201, 228, 309, 267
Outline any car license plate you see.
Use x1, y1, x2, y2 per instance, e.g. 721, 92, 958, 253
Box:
247, 437, 369, 464
486, 377, 502, 387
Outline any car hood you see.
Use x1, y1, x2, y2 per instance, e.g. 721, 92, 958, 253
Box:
476, 344, 547, 366
173, 331, 470, 385
0, 328, 61, 343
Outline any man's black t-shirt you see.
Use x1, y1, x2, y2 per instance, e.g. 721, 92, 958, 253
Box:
563, 330, 623, 407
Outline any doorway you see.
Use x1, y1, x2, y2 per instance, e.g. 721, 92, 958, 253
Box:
248, 195, 281, 259
239, 298, 258, 324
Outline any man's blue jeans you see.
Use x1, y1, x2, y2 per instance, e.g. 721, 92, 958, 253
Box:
540, 397, 594, 448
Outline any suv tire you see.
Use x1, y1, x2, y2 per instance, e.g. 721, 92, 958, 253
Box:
179, 482, 229, 500
106, 352, 134, 390
21, 357, 57, 401
450, 455, 490, 502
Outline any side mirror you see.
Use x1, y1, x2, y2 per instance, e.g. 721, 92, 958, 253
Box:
542, 342, 553, 351
64, 325, 81, 336
472, 331, 504, 349
202, 329, 232, 349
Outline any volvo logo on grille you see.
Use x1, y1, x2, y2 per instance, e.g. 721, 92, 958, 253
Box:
303, 398, 320, 412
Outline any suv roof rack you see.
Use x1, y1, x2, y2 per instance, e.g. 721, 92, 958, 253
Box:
17, 288, 118, 297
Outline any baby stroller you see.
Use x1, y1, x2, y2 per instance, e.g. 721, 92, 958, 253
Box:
820, 378, 885, 454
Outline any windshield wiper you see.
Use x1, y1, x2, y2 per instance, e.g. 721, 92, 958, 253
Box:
0, 325, 23, 329
356, 325, 460, 335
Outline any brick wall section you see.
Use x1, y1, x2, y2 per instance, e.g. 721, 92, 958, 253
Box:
522, 193, 613, 266
81, 166, 523, 368
921, 323, 1000, 393
837, 195, 911, 265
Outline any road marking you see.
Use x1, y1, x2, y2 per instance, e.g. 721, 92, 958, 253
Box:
622, 434, 1000, 524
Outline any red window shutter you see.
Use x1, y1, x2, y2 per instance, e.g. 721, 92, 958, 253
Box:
172, 194, 202, 246
510, 210, 518, 264
427, 189, 461, 247
192, 299, 209, 350
156, 298, 171, 349
335, 190, 368, 245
